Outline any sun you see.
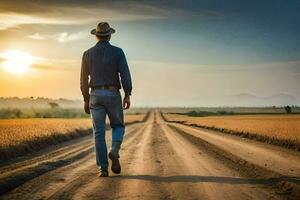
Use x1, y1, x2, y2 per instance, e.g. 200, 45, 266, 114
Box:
1, 50, 33, 74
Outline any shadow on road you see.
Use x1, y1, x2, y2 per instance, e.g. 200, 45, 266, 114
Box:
111, 175, 300, 185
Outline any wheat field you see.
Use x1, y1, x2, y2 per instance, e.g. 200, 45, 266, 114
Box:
165, 114, 300, 147
0, 114, 144, 159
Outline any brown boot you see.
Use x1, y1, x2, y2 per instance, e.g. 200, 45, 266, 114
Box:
108, 152, 121, 174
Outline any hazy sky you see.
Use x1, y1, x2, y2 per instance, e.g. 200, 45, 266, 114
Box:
0, 0, 299, 106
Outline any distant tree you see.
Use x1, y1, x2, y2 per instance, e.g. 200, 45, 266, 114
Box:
14, 109, 22, 118
48, 102, 59, 109
0, 108, 22, 119
284, 105, 292, 114
35, 112, 42, 118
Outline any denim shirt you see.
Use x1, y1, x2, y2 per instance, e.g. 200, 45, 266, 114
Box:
80, 41, 132, 102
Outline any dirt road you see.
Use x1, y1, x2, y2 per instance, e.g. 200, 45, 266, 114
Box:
1, 111, 299, 200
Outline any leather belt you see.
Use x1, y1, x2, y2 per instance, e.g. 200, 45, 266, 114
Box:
91, 85, 119, 91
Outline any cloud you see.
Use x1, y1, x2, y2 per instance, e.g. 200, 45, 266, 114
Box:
131, 60, 300, 73
0, 1, 222, 30
0, 12, 92, 30
32, 63, 77, 71
54, 31, 86, 43
28, 33, 45, 40
0, 0, 229, 17
28, 31, 87, 43
0, 9, 156, 30
32, 57, 80, 71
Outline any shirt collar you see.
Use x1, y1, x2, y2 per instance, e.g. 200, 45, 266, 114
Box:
96, 40, 110, 46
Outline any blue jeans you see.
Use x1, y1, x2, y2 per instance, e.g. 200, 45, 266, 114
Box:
89, 89, 125, 171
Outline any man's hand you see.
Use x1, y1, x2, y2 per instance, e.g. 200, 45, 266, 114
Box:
84, 101, 90, 114
123, 95, 131, 110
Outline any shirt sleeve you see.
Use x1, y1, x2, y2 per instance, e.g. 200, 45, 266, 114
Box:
118, 49, 132, 96
80, 51, 90, 102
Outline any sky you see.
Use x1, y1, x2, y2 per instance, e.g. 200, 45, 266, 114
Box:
0, 0, 299, 106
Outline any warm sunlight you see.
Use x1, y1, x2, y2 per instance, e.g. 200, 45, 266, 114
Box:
1, 50, 33, 74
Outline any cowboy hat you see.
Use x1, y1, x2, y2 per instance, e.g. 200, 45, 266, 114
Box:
91, 22, 115, 36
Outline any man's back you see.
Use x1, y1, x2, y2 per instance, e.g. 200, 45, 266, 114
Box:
80, 40, 132, 102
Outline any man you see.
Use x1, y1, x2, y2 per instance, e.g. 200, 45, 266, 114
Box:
80, 22, 132, 177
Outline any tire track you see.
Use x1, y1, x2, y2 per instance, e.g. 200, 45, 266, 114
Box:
47, 123, 149, 200
168, 121, 300, 177
156, 111, 284, 200
73, 112, 170, 200
43, 114, 154, 200
0, 122, 145, 199
167, 124, 300, 199
0, 143, 94, 195
111, 116, 170, 200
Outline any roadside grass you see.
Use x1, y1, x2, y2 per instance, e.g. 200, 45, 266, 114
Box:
163, 113, 300, 150
0, 114, 145, 161
0, 108, 89, 119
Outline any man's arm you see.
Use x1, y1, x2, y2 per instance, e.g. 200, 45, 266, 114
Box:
118, 49, 132, 109
80, 51, 90, 114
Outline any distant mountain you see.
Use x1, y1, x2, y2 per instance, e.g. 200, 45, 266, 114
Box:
228, 94, 300, 106
233, 93, 257, 98
0, 97, 82, 109
177, 93, 299, 107
264, 93, 298, 104
203, 93, 299, 107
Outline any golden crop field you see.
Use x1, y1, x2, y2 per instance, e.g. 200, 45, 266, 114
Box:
124, 114, 145, 123
165, 114, 300, 145
0, 114, 144, 151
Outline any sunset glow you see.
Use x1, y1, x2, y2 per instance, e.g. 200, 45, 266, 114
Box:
0, 1, 299, 106
1, 50, 33, 75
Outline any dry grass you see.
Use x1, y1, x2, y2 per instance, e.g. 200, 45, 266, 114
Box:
124, 114, 145, 123
164, 114, 300, 150
0, 118, 91, 149
0, 114, 144, 160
